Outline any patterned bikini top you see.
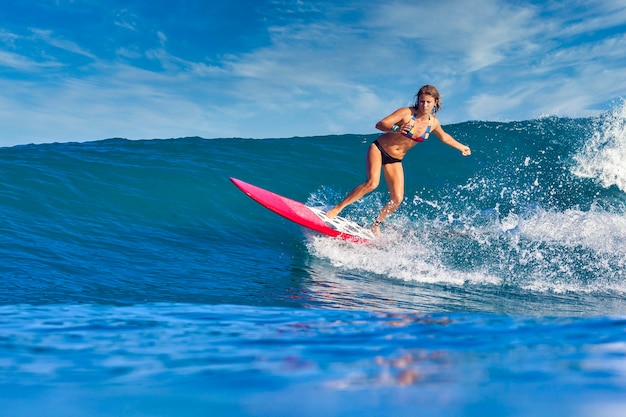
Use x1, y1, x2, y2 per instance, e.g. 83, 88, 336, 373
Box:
404, 114, 432, 143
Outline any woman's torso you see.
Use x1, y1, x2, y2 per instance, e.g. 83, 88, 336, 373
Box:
377, 108, 437, 160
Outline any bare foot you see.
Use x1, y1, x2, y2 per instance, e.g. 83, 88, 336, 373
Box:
371, 217, 383, 236
326, 207, 341, 219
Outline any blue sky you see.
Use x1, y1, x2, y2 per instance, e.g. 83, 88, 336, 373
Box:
1, 0, 626, 146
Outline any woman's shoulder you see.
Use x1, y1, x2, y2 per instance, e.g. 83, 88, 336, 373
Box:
396, 107, 415, 118
430, 114, 444, 130
398, 106, 415, 114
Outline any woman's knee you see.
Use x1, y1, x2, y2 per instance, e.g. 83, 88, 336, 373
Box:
363, 178, 380, 192
389, 191, 404, 205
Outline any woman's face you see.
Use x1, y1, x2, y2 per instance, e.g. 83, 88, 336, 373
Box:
417, 94, 436, 113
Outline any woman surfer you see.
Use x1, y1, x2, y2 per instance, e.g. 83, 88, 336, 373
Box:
325, 85, 471, 235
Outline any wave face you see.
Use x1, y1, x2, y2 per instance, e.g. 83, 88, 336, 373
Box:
1, 107, 626, 314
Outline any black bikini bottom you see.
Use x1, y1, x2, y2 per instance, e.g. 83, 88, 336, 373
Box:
373, 140, 402, 165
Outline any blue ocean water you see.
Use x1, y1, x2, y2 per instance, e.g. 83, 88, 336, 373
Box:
1, 104, 626, 416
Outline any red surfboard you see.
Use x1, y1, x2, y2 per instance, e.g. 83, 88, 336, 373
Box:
230, 177, 374, 244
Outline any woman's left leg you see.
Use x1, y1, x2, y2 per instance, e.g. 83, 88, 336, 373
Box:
372, 163, 404, 231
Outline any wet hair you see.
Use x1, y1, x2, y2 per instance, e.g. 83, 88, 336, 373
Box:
413, 85, 441, 114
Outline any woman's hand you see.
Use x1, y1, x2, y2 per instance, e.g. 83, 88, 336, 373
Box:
398, 120, 413, 135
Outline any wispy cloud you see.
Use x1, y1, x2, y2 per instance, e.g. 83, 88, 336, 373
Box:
0, 49, 60, 71
30, 28, 97, 59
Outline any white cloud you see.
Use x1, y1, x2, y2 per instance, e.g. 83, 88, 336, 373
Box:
30, 28, 97, 60
0, 50, 59, 71
366, 0, 542, 71
113, 9, 139, 31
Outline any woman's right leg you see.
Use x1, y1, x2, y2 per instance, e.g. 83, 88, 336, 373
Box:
326, 143, 382, 218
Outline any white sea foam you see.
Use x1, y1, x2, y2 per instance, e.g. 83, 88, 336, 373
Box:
307, 221, 502, 288
517, 206, 626, 255
572, 101, 626, 192
307, 202, 626, 297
